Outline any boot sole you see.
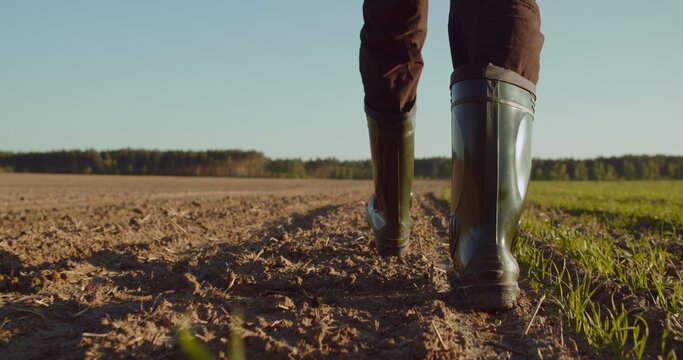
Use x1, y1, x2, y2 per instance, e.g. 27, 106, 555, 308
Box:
375, 244, 409, 257
454, 284, 519, 311
374, 238, 410, 257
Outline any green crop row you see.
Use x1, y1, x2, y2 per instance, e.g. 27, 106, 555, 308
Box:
515, 235, 651, 358
521, 213, 682, 314
526, 181, 683, 232
519, 181, 682, 358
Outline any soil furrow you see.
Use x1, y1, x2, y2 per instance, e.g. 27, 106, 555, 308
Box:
0, 175, 575, 359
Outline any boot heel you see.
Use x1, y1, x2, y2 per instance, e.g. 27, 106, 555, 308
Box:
375, 241, 410, 257
458, 284, 520, 311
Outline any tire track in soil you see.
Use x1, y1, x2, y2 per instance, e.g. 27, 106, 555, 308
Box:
0, 178, 573, 359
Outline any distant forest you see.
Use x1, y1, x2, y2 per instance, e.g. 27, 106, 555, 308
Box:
0, 150, 681, 180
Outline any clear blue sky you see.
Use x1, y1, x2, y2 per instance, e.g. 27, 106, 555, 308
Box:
1, 1, 681, 160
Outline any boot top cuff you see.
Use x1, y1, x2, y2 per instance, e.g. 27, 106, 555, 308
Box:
451, 63, 536, 94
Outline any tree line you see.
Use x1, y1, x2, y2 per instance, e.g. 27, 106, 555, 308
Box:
0, 150, 680, 180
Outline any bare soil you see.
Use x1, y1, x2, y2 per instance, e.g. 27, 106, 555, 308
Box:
0, 174, 577, 359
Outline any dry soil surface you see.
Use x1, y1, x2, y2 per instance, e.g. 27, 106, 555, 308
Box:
0, 174, 576, 359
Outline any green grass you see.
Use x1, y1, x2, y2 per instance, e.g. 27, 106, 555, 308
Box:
515, 235, 650, 358
178, 311, 245, 360
522, 181, 682, 358
520, 213, 681, 312
526, 181, 683, 233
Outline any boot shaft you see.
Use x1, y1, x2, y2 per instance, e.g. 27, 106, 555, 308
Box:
367, 113, 415, 227
449, 79, 535, 284
365, 108, 415, 255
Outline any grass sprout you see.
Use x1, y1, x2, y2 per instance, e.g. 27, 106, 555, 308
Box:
177, 310, 246, 360
177, 315, 215, 360
515, 235, 650, 358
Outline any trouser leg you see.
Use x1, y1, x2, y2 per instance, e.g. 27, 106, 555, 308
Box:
360, 0, 428, 114
448, 0, 544, 89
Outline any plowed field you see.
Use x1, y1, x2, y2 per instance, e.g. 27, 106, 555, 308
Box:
0, 174, 608, 359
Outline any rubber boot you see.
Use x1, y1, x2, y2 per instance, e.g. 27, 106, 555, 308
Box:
448, 78, 535, 310
365, 106, 415, 257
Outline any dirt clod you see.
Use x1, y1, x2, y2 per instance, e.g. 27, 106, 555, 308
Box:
262, 295, 296, 312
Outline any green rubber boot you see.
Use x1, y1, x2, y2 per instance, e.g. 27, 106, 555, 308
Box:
449, 78, 535, 310
365, 106, 415, 257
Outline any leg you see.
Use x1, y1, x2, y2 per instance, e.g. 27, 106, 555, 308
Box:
360, 0, 428, 256
447, 0, 543, 310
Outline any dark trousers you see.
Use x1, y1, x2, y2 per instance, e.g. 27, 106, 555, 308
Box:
360, 0, 544, 115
